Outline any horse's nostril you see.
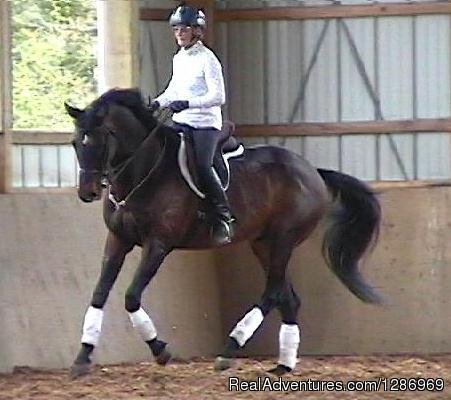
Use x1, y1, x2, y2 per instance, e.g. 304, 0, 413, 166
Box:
80, 196, 93, 203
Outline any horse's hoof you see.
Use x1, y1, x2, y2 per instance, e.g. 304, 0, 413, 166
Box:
70, 362, 91, 378
214, 356, 233, 371
155, 346, 172, 366
267, 364, 292, 377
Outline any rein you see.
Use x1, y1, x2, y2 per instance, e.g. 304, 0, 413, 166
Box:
107, 109, 172, 210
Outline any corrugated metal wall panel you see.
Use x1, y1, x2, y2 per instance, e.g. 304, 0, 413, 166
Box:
378, 17, 413, 120
284, 21, 306, 124
140, 0, 173, 7
22, 147, 40, 187
139, 21, 176, 100
214, 22, 230, 119
218, 22, 306, 125
12, 145, 77, 188
378, 135, 415, 181
41, 146, 59, 187
284, 137, 304, 157
216, 0, 261, 9
137, 1, 451, 182
342, 135, 377, 180
376, 16, 417, 180
340, 18, 375, 122
341, 0, 371, 4
304, 136, 340, 171
303, 20, 338, 122
301, 1, 337, 5
379, 134, 415, 180
216, 0, 323, 8
217, 0, 436, 7
414, 15, 451, 179
266, 135, 288, 148
301, 20, 340, 170
416, 15, 451, 119
59, 146, 78, 187
266, 20, 304, 124
417, 133, 451, 180
375, 0, 439, 2
342, 0, 443, 3
12, 146, 23, 187
224, 22, 265, 124
227, 22, 265, 124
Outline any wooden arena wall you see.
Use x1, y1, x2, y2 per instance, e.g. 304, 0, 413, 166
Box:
2, 187, 451, 373
217, 186, 451, 357
0, 195, 223, 373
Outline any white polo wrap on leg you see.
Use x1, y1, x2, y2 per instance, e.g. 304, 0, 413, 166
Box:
129, 308, 157, 341
229, 307, 264, 347
81, 306, 104, 346
278, 323, 300, 370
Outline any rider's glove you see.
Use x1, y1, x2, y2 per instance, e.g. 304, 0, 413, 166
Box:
148, 100, 160, 113
168, 100, 189, 113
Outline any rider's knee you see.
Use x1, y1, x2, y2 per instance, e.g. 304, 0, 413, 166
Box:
197, 165, 214, 185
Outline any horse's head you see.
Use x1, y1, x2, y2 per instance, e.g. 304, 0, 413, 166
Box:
65, 89, 160, 203
65, 101, 110, 202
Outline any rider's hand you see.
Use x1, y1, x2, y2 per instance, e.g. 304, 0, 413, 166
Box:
148, 100, 160, 113
168, 100, 189, 113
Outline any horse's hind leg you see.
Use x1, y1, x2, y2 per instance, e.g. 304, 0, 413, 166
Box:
269, 282, 301, 376
252, 239, 301, 376
124, 239, 172, 365
71, 232, 133, 377
215, 238, 299, 374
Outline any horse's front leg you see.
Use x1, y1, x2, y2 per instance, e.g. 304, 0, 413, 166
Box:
125, 239, 172, 365
71, 232, 133, 377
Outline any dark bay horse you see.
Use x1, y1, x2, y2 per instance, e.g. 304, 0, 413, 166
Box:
65, 88, 382, 377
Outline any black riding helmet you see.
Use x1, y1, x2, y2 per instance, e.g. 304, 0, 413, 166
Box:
169, 5, 206, 27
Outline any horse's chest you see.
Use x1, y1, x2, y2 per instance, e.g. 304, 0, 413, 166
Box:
104, 207, 142, 244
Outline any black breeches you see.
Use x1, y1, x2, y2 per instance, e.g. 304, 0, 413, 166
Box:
174, 123, 231, 220
191, 128, 221, 189
174, 123, 221, 190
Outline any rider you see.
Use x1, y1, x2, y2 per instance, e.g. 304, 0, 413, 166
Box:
150, 5, 234, 245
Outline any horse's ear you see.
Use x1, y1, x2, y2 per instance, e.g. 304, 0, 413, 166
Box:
64, 102, 84, 119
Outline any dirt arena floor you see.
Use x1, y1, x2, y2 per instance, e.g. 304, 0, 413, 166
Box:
1, 355, 450, 400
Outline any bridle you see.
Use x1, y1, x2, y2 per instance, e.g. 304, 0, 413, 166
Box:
78, 128, 111, 188
82, 108, 172, 210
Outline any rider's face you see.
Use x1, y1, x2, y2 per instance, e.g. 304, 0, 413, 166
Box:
172, 25, 195, 47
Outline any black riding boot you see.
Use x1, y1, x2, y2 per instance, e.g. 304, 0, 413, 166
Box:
203, 172, 234, 246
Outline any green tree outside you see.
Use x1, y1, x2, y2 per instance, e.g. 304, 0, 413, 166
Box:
12, 0, 97, 131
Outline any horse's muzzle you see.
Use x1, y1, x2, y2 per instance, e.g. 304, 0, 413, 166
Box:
78, 170, 103, 202
78, 188, 102, 203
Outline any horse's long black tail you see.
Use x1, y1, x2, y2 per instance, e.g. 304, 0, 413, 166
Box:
317, 168, 383, 304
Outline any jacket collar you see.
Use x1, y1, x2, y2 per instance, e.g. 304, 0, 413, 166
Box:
180, 41, 203, 55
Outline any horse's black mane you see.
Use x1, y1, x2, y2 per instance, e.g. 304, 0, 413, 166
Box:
87, 88, 156, 131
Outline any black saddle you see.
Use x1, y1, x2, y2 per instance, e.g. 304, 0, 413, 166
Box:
181, 121, 243, 190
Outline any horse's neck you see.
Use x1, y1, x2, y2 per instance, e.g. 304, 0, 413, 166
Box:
109, 127, 165, 198
131, 131, 165, 178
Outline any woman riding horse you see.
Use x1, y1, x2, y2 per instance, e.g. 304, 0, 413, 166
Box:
150, 5, 234, 246
64, 2, 384, 377
65, 86, 382, 378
